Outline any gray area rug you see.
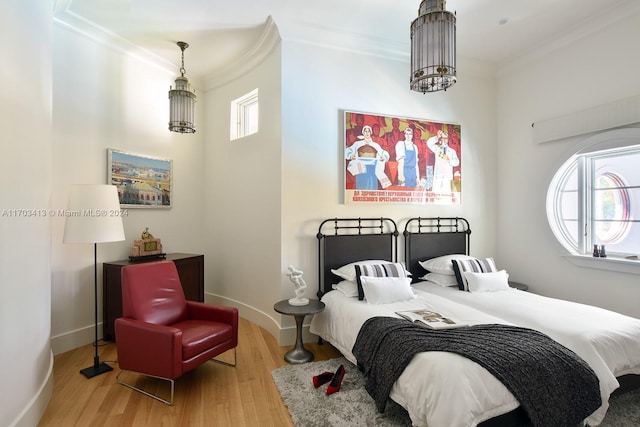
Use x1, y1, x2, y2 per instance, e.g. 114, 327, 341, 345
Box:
271, 357, 640, 427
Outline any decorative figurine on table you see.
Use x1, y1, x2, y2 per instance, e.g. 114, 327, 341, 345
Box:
141, 227, 153, 239
286, 265, 309, 306
130, 227, 165, 260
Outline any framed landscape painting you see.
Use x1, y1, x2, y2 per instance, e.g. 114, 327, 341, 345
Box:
344, 111, 461, 205
107, 149, 172, 208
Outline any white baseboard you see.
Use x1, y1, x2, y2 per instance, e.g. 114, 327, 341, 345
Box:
50, 323, 102, 356
11, 351, 54, 427
50, 295, 319, 355
206, 293, 319, 346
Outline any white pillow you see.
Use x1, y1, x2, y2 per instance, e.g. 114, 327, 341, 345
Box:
359, 276, 415, 304
331, 280, 359, 298
453, 257, 498, 291
331, 260, 389, 282
355, 262, 411, 300
420, 272, 459, 287
419, 254, 474, 276
463, 270, 510, 293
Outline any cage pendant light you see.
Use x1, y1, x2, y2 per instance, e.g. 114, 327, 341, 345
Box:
410, 0, 456, 93
168, 41, 196, 133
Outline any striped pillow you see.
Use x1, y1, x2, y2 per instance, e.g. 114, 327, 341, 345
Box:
354, 262, 410, 300
451, 257, 497, 291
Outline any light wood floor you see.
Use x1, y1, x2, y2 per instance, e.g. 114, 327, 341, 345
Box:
38, 317, 341, 427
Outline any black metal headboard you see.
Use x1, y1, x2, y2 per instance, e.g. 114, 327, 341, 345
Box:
317, 218, 398, 298
403, 217, 471, 281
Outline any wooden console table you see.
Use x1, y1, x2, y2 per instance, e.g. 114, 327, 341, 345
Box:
102, 253, 204, 341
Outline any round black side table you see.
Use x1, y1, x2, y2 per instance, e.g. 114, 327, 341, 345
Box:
274, 299, 325, 364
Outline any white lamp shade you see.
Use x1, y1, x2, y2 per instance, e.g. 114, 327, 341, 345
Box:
63, 184, 125, 244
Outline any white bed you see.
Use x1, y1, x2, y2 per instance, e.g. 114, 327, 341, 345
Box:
310, 288, 527, 427
313, 217, 608, 427
401, 216, 640, 426
412, 280, 640, 425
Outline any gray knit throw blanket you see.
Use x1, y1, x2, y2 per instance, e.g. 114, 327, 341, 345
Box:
352, 317, 601, 427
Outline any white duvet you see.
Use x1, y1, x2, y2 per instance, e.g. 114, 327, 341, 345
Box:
413, 281, 640, 426
311, 289, 537, 427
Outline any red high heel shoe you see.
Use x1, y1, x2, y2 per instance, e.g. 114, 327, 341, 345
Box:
326, 364, 345, 395
313, 371, 334, 388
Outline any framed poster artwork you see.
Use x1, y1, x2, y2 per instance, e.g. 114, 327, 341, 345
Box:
107, 149, 172, 208
344, 111, 461, 205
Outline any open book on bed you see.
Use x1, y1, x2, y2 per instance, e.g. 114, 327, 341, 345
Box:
396, 309, 468, 330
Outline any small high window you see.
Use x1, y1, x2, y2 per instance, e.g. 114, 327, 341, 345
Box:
547, 129, 640, 258
230, 88, 259, 140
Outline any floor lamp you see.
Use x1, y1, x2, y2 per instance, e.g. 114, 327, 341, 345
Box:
63, 184, 125, 379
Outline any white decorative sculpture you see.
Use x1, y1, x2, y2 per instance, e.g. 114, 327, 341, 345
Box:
286, 265, 309, 306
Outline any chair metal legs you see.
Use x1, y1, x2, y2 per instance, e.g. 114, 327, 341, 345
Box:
212, 347, 237, 367
116, 370, 175, 405
116, 347, 237, 405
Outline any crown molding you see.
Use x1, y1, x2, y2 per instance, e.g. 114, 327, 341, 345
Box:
202, 14, 413, 91
202, 16, 281, 91
53, 9, 181, 80
278, 19, 410, 62
52, 7, 410, 92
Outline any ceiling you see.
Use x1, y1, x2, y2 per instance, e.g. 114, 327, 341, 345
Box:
54, 0, 638, 80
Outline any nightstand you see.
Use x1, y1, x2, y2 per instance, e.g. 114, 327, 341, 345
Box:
509, 281, 529, 291
274, 299, 325, 364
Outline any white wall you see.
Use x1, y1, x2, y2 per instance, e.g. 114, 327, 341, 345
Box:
50, 21, 206, 354
0, 2, 54, 426
203, 29, 283, 339
497, 11, 640, 317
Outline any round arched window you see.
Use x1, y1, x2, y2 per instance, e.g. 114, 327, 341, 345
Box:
546, 128, 640, 257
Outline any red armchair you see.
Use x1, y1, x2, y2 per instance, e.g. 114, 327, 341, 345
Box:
115, 260, 238, 404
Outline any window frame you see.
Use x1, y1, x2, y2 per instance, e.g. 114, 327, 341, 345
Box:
230, 88, 259, 141
546, 128, 640, 274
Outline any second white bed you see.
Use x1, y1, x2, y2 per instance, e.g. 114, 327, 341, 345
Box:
412, 281, 640, 425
